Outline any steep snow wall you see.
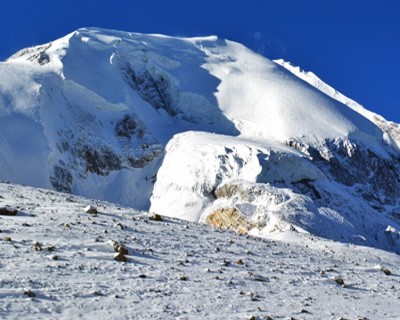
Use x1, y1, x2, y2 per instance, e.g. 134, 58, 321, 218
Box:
150, 132, 400, 253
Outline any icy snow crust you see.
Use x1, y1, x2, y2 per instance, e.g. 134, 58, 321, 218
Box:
1, 28, 400, 254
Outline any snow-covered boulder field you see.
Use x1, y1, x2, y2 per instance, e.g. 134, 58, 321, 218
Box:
1, 182, 400, 319
1, 28, 400, 254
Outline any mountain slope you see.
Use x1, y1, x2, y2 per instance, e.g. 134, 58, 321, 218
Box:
1, 28, 400, 253
1, 182, 400, 320
275, 58, 400, 151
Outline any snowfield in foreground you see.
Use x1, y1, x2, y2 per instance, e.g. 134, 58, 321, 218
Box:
1, 182, 399, 320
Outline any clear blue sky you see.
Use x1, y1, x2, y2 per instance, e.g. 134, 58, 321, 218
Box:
1, 0, 399, 122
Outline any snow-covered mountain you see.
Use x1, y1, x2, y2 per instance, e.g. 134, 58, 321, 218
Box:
1, 27, 400, 253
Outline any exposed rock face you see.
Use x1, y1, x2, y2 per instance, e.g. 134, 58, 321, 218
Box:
127, 148, 162, 169
49, 112, 163, 195
207, 207, 256, 235
286, 138, 400, 207
115, 114, 145, 139
50, 165, 73, 193
114, 114, 164, 169
81, 145, 122, 175
7, 43, 52, 65
214, 183, 260, 201
123, 63, 177, 117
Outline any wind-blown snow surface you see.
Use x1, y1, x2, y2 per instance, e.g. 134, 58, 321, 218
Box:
1, 182, 400, 320
1, 27, 400, 254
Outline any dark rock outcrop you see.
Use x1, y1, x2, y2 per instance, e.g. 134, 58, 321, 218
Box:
286, 138, 400, 207
123, 63, 177, 117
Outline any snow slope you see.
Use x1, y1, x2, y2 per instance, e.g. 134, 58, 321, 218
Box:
1, 28, 400, 254
275, 58, 400, 151
1, 182, 400, 320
